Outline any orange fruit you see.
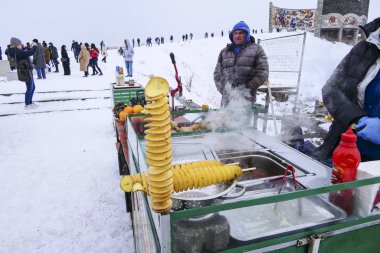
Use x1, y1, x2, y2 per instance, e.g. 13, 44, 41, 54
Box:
119, 111, 128, 122
133, 104, 144, 114
124, 106, 134, 114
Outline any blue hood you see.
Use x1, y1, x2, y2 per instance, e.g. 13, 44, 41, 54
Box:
229, 21, 250, 44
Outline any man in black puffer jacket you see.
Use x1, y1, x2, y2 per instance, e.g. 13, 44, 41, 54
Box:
214, 21, 269, 107
315, 17, 380, 161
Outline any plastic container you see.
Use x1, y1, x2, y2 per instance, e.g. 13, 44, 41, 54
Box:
116, 66, 125, 86
329, 126, 361, 215
331, 126, 361, 183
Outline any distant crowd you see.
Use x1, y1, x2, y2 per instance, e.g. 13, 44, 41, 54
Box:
119, 29, 265, 48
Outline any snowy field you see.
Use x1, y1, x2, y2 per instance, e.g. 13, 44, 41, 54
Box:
0, 32, 352, 252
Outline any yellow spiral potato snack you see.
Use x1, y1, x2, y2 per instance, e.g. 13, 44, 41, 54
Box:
120, 161, 242, 193
172, 164, 242, 192
143, 77, 173, 213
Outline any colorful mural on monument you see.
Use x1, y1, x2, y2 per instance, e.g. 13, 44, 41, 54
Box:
271, 6, 316, 31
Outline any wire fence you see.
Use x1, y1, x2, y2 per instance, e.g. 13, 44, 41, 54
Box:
258, 33, 306, 88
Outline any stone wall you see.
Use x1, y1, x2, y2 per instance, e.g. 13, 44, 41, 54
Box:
314, 0, 369, 45
322, 0, 369, 16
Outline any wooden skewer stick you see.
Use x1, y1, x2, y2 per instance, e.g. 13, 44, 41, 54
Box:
242, 167, 257, 172
226, 162, 256, 172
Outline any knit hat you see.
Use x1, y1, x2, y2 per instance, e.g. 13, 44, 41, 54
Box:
10, 37, 22, 46
229, 21, 250, 43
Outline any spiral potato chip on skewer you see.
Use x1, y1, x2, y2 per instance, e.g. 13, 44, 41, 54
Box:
121, 162, 242, 193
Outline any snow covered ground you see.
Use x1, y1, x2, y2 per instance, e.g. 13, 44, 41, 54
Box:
0, 32, 352, 252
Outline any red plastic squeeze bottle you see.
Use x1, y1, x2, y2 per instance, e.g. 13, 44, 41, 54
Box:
329, 126, 361, 215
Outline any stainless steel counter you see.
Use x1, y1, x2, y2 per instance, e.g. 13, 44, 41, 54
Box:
140, 129, 331, 189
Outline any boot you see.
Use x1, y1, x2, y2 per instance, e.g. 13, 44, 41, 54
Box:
99, 71, 103, 76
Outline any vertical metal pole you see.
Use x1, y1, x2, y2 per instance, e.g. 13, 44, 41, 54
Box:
171, 95, 175, 120
293, 32, 307, 114
267, 83, 279, 135
160, 214, 171, 253
253, 105, 258, 129
263, 91, 270, 133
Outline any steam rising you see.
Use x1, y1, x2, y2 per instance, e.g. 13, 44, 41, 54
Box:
204, 82, 253, 130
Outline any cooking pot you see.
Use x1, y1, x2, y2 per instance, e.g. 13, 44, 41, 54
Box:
172, 180, 246, 211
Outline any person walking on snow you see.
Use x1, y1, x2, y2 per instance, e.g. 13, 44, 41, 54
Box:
78, 44, 90, 77
101, 42, 108, 63
90, 43, 103, 75
32, 39, 47, 79
49, 42, 59, 72
61, 45, 70, 75
123, 39, 134, 77
314, 17, 380, 161
214, 21, 269, 107
42, 42, 51, 72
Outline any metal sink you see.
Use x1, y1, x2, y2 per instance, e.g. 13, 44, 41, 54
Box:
217, 150, 309, 181
222, 177, 347, 242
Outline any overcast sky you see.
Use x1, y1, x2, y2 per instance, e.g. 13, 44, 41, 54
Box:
1, 0, 379, 48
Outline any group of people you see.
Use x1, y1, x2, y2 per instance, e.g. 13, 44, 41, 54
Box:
214, 18, 380, 162
71, 40, 108, 65
76, 42, 104, 77
5, 37, 109, 109
4, 39, 71, 77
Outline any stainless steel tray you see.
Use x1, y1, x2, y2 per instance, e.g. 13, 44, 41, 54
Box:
222, 178, 347, 242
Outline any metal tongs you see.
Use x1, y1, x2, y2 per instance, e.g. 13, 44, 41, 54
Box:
274, 165, 303, 216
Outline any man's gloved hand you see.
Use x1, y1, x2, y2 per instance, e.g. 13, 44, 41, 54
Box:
356, 116, 380, 144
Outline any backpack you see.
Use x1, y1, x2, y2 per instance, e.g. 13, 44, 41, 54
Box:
14, 51, 32, 82
93, 49, 99, 58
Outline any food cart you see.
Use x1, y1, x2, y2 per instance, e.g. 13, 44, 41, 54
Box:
112, 107, 380, 253
110, 73, 380, 253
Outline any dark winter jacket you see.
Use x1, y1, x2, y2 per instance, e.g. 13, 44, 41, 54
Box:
7, 46, 36, 70
214, 35, 269, 106
33, 44, 46, 69
61, 46, 69, 59
50, 45, 59, 59
315, 18, 380, 160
